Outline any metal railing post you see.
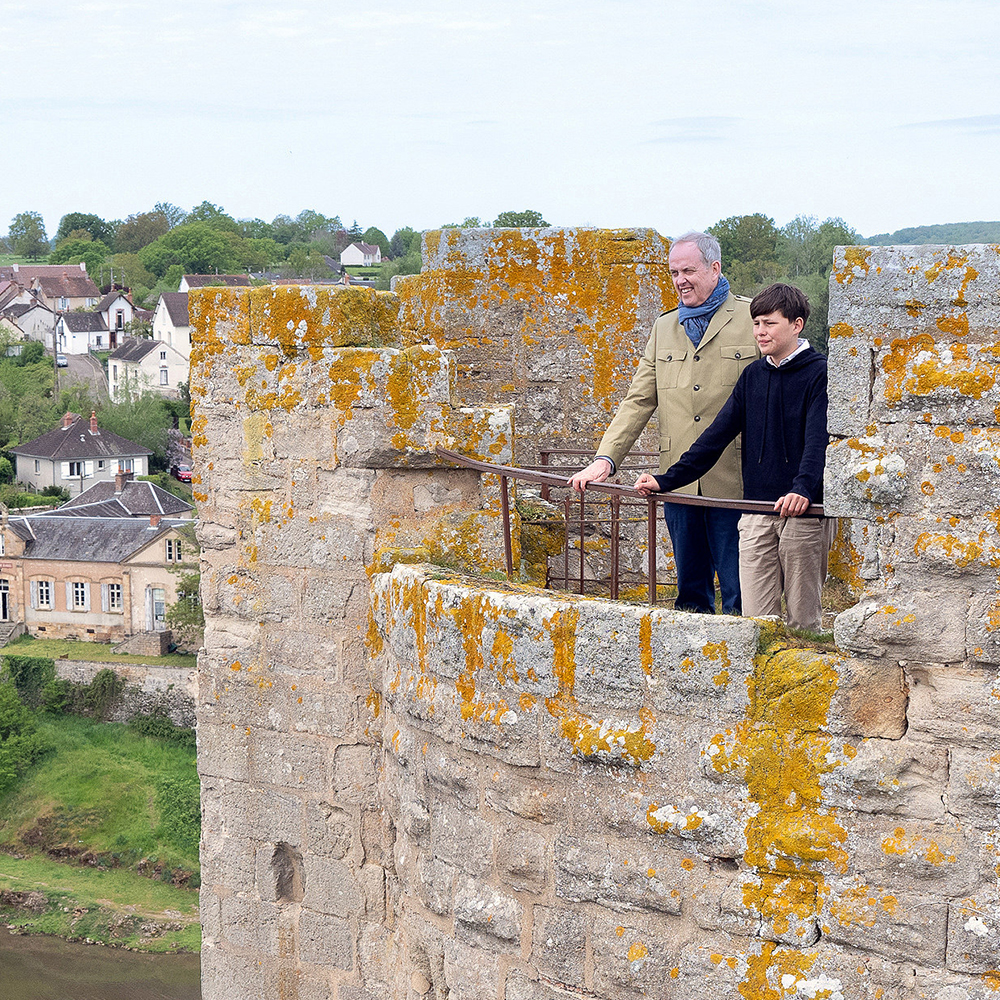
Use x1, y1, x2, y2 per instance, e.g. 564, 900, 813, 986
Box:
500, 474, 514, 579
647, 498, 657, 606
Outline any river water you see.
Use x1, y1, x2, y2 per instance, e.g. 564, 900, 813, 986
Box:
0, 927, 201, 999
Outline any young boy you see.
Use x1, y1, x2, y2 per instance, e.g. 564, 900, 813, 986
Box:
635, 283, 834, 631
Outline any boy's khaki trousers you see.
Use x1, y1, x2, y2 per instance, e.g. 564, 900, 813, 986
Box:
737, 514, 838, 632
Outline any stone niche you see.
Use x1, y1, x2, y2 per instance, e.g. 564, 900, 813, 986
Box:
194, 240, 1000, 1000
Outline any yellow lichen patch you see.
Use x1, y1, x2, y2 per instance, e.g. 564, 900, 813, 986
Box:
626, 941, 648, 964
834, 247, 872, 285
739, 942, 818, 1000
914, 529, 1000, 569
827, 520, 863, 592
937, 312, 970, 338
639, 614, 653, 676
882, 332, 997, 405
881, 828, 957, 865
828, 322, 854, 339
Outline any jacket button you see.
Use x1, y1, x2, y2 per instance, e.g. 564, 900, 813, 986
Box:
693, 385, 700, 391
734, 352, 741, 359
666, 355, 672, 361
694, 415, 701, 422
694, 355, 700, 361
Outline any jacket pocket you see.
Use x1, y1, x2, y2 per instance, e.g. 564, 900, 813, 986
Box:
719, 345, 755, 384
655, 350, 687, 389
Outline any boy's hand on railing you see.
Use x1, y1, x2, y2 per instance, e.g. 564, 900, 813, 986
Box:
774, 492, 810, 517
568, 458, 612, 492
633, 473, 660, 496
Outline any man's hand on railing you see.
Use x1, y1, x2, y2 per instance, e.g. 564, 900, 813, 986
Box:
633, 473, 660, 496
568, 458, 613, 492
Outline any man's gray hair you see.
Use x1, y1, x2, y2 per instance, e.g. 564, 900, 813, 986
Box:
673, 231, 721, 267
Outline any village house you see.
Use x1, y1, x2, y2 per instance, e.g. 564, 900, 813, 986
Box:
1, 302, 57, 348
56, 311, 109, 354
0, 510, 193, 641
152, 292, 191, 359
0, 263, 100, 313
11, 412, 151, 495
177, 274, 250, 292
96, 289, 134, 349
109, 337, 187, 400
51, 469, 194, 520
339, 241, 382, 267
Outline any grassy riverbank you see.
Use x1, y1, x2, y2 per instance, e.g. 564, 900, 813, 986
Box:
0, 713, 201, 952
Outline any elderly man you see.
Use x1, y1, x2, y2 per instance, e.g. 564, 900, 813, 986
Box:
569, 231, 757, 614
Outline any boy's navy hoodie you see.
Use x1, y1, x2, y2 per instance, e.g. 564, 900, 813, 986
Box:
654, 346, 828, 503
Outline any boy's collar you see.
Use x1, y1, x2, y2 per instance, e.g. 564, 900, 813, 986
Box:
766, 338, 810, 368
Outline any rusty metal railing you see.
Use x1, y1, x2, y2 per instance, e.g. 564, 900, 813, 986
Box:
435, 447, 825, 606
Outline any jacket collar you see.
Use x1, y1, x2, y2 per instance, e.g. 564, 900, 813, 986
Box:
694, 292, 736, 351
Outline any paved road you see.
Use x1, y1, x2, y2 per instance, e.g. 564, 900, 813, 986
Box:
57, 353, 108, 399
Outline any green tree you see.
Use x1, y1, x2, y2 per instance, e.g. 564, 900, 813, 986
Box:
362, 227, 391, 259
115, 211, 171, 253
8, 211, 49, 259
109, 252, 157, 294
187, 201, 240, 232
164, 523, 203, 649
138, 222, 243, 278
493, 209, 548, 227
154, 201, 187, 229
97, 390, 172, 467
0, 682, 49, 796
54, 212, 114, 247
390, 227, 421, 257
48, 238, 112, 277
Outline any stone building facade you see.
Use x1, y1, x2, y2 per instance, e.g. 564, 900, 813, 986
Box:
194, 236, 1000, 999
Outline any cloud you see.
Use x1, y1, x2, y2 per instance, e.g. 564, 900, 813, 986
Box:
903, 114, 1000, 135
643, 116, 741, 144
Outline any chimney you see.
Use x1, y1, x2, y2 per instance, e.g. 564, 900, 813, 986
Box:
79, 262, 86, 272
61, 412, 74, 430
149, 514, 161, 528
90, 410, 98, 434
115, 467, 134, 493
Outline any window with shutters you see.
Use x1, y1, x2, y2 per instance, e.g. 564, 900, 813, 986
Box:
68, 461, 82, 477
36, 580, 52, 609
72, 581, 87, 610
108, 583, 122, 611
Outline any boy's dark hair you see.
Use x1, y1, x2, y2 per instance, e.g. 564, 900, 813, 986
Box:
750, 282, 811, 323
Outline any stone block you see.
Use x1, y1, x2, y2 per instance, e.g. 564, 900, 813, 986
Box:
422, 751, 480, 809
820, 879, 947, 965
299, 910, 354, 969
333, 744, 379, 807
359, 863, 386, 921
453, 876, 522, 946
826, 329, 873, 436
946, 747, 1000, 828
946, 896, 1000, 973
361, 806, 395, 867
835, 589, 969, 662
496, 822, 549, 893
531, 904, 588, 985
251, 729, 330, 793
253, 786, 306, 845
906, 663, 1000, 746
591, 913, 684, 998
219, 895, 280, 953
306, 800, 354, 859
302, 856, 362, 918
484, 770, 566, 824
415, 853, 457, 916
822, 737, 948, 819
197, 723, 251, 782
430, 801, 493, 876
442, 938, 500, 1000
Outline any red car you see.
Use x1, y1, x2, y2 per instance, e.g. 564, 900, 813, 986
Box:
172, 463, 193, 482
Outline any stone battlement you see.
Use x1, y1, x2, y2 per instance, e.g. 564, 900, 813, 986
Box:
193, 234, 1000, 1000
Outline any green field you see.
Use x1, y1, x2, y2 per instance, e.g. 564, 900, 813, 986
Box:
0, 713, 201, 951
5, 634, 197, 668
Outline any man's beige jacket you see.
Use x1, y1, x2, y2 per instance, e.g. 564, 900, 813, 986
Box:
595, 292, 757, 499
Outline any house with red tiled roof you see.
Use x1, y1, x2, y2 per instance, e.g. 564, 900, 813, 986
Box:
0, 263, 100, 312
10, 411, 151, 495
96, 290, 134, 349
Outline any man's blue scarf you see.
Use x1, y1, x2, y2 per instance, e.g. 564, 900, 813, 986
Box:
678, 274, 730, 346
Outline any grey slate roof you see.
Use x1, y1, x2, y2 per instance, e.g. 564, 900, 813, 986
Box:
60, 311, 107, 333
160, 292, 189, 326
182, 274, 250, 288
109, 337, 158, 363
7, 515, 188, 563
11, 414, 151, 460
54, 478, 193, 517
97, 290, 129, 312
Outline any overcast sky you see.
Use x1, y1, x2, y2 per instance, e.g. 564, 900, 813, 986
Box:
2, 0, 997, 241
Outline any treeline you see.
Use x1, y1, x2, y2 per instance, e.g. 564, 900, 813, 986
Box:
706, 213, 861, 350
3, 205, 552, 310
865, 220, 1000, 244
